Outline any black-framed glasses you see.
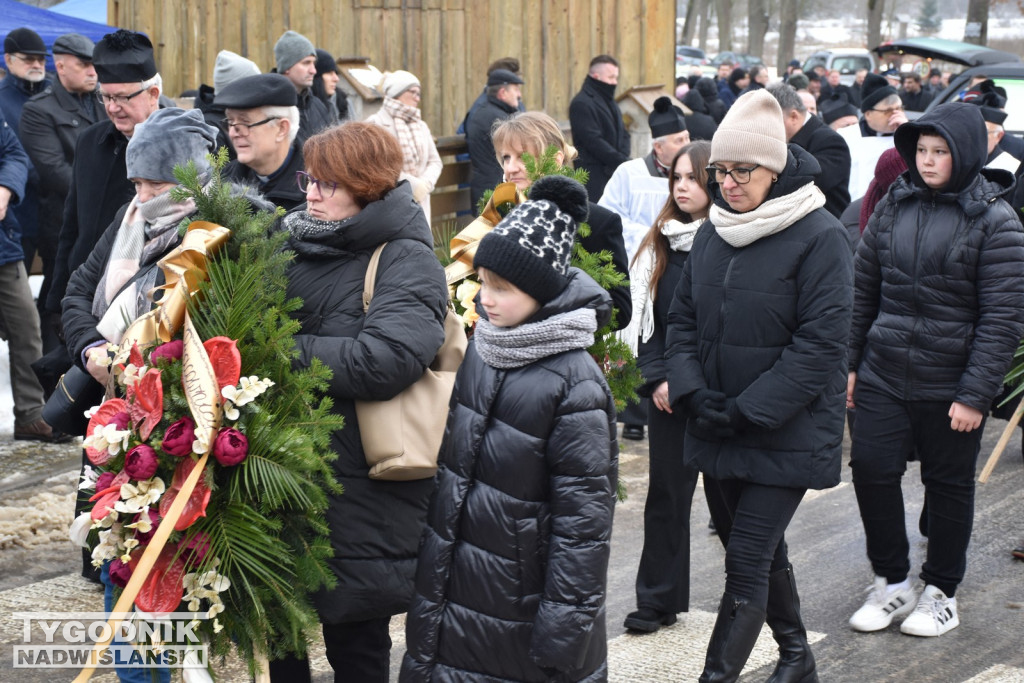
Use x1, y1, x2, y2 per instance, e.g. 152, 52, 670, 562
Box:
296, 171, 337, 198
97, 87, 148, 106
706, 164, 761, 185
222, 117, 279, 135
870, 105, 904, 116
12, 53, 46, 65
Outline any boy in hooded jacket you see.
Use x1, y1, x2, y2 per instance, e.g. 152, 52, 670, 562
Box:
847, 102, 1024, 637
400, 175, 618, 682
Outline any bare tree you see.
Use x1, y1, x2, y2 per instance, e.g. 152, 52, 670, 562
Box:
964, 0, 988, 45
697, 0, 712, 52
717, 0, 733, 52
747, 0, 770, 57
867, 0, 885, 50
777, 0, 799, 69
681, 0, 698, 44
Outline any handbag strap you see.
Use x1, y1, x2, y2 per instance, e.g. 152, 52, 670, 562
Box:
362, 242, 389, 313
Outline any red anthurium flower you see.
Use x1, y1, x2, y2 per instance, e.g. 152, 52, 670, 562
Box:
85, 398, 130, 465
202, 337, 241, 390
128, 369, 163, 441
128, 342, 144, 369
89, 470, 130, 521
158, 457, 211, 531
132, 544, 186, 615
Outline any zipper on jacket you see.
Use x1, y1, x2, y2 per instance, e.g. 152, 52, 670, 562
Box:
714, 253, 737, 390
905, 198, 933, 399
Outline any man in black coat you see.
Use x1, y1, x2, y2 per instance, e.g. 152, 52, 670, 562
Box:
217, 74, 306, 211
569, 54, 631, 200
465, 69, 522, 212
899, 73, 934, 113
770, 83, 851, 219
20, 34, 102, 348
273, 30, 331, 142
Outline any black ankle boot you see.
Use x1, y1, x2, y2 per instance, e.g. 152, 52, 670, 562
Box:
765, 565, 818, 683
699, 593, 766, 683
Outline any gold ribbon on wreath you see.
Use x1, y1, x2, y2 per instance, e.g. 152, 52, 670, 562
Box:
444, 182, 525, 286
75, 221, 232, 682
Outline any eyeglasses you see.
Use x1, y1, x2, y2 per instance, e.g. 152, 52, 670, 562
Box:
706, 164, 761, 185
404, 88, 422, 97
97, 87, 148, 107
223, 117, 279, 135
12, 53, 46, 65
296, 171, 337, 198
870, 105, 904, 116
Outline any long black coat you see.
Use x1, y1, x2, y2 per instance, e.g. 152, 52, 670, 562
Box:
46, 120, 135, 313
402, 271, 617, 682
284, 181, 449, 624
584, 201, 632, 329
665, 146, 853, 490
569, 76, 630, 201
466, 94, 518, 211
223, 140, 306, 211
850, 104, 1024, 412
637, 248, 691, 394
790, 114, 852, 219
296, 88, 333, 143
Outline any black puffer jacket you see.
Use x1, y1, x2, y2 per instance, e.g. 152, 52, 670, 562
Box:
402, 270, 618, 682
284, 180, 449, 623
850, 103, 1024, 411
665, 146, 853, 490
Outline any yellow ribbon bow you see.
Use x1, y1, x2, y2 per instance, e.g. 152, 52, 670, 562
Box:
444, 182, 525, 286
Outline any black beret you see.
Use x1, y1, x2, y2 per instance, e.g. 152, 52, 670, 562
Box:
4, 28, 47, 55
860, 72, 899, 113
487, 68, 523, 87
214, 73, 298, 108
52, 34, 95, 61
822, 101, 860, 125
94, 30, 157, 84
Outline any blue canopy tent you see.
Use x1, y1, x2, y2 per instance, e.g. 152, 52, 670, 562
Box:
49, 0, 108, 25
0, 0, 115, 70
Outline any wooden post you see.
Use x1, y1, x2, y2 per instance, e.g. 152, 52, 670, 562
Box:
979, 399, 1024, 483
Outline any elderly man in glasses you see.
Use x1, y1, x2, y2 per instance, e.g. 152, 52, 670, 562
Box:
838, 72, 909, 200
217, 73, 306, 211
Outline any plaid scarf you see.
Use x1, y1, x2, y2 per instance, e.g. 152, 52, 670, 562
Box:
382, 96, 422, 175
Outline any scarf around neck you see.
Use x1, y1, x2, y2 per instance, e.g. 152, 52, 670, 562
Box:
710, 181, 824, 248
382, 96, 422, 174
620, 216, 704, 354
473, 308, 598, 369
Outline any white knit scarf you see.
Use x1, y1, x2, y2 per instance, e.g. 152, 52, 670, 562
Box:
619, 217, 704, 355
473, 308, 598, 369
382, 96, 422, 175
710, 182, 825, 248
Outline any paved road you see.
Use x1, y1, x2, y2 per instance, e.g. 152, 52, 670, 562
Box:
1, 420, 1022, 682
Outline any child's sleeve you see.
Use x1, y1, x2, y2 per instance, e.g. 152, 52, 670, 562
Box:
528, 376, 616, 672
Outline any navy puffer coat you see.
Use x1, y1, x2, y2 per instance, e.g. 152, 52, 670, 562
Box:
664, 145, 854, 490
850, 102, 1024, 411
401, 270, 618, 682
284, 180, 449, 624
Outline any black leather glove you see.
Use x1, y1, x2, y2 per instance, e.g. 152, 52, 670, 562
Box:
701, 398, 759, 436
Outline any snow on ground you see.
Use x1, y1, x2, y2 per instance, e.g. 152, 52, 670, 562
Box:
0, 474, 75, 551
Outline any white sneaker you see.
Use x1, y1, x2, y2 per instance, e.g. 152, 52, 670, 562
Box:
900, 585, 959, 636
849, 576, 918, 632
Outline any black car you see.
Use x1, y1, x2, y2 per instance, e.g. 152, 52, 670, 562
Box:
928, 63, 1024, 136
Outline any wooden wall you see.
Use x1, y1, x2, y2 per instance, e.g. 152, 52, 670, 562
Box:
108, 0, 676, 136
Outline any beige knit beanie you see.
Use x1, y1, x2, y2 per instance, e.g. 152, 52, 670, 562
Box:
710, 90, 788, 173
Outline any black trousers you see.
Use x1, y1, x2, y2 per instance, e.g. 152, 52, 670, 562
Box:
268, 616, 392, 683
704, 476, 805, 608
633, 405, 699, 612
850, 382, 982, 597
621, 395, 650, 427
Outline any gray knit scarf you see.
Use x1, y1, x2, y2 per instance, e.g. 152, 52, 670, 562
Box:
473, 308, 598, 369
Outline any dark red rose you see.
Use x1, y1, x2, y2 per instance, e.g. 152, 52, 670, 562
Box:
132, 508, 161, 544
95, 471, 116, 491
124, 444, 159, 480
109, 557, 133, 588
212, 428, 248, 466
150, 340, 184, 364
161, 417, 196, 457
179, 532, 210, 568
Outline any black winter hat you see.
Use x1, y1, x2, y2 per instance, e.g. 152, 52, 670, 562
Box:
93, 30, 157, 84
4, 28, 47, 55
961, 79, 1008, 125
315, 49, 338, 76
860, 72, 898, 113
649, 96, 687, 138
695, 77, 718, 100
215, 73, 297, 108
474, 175, 588, 305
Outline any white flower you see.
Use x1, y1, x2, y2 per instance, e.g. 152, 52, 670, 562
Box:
455, 280, 480, 302
114, 478, 165, 515
78, 466, 98, 491
221, 377, 275, 410
91, 525, 125, 566
119, 362, 147, 388
125, 508, 155, 536
83, 423, 132, 458
69, 512, 93, 548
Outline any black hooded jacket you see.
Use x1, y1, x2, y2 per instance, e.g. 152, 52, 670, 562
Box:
401, 269, 617, 682
681, 89, 718, 142
665, 145, 853, 490
850, 103, 1024, 411
283, 180, 450, 623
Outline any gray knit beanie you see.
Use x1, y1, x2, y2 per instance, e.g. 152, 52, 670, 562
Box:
274, 30, 315, 74
126, 108, 218, 184
213, 50, 260, 94
709, 90, 788, 174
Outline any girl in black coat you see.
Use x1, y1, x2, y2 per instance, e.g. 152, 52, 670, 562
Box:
402, 177, 618, 682
270, 122, 449, 682
621, 141, 712, 634
665, 91, 853, 682
847, 103, 1024, 638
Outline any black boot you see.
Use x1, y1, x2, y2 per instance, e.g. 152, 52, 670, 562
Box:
765, 565, 818, 683
699, 593, 766, 683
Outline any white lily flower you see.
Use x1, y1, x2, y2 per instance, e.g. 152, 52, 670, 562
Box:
83, 423, 131, 457
78, 466, 98, 491
69, 512, 93, 548
115, 479, 165, 515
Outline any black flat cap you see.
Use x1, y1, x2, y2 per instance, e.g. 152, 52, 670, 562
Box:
53, 34, 95, 61
4, 28, 47, 55
94, 30, 157, 84
487, 68, 524, 87
214, 73, 298, 108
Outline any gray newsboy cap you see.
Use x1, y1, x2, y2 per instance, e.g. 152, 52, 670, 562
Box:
52, 34, 95, 61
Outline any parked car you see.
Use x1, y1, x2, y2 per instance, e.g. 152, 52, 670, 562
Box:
803, 49, 876, 86
708, 51, 763, 70
928, 63, 1024, 136
873, 37, 1019, 69
676, 45, 707, 67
